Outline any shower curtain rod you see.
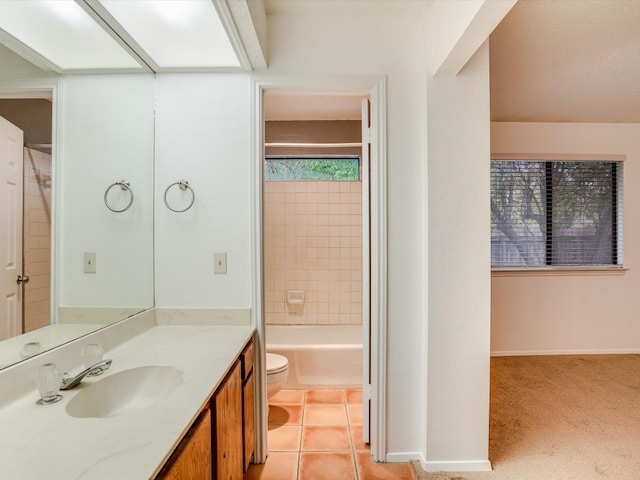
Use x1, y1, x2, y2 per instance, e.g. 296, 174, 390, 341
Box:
265, 142, 362, 148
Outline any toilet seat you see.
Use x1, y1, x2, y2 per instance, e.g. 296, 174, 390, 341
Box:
266, 353, 288, 375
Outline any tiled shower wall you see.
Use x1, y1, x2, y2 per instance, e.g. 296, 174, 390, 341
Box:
263, 181, 362, 325
23, 147, 52, 333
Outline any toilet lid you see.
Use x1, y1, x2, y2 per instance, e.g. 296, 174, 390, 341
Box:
266, 353, 288, 374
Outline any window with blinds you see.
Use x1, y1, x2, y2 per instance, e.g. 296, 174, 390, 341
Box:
490, 160, 623, 268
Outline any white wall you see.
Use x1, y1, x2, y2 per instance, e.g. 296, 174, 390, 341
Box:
425, 42, 492, 470
59, 75, 155, 309
154, 74, 253, 308
491, 122, 640, 355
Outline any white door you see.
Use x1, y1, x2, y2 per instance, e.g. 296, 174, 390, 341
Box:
361, 98, 371, 444
0, 115, 24, 341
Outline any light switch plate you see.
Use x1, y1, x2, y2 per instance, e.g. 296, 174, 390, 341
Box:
84, 252, 97, 273
214, 252, 227, 274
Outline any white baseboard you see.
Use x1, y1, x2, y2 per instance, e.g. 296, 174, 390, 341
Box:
386, 453, 492, 473
492, 348, 640, 357
419, 459, 492, 472
385, 452, 423, 463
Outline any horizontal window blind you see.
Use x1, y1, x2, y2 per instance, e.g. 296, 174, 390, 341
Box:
491, 160, 623, 267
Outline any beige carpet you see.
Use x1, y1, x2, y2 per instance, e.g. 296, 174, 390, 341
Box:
413, 354, 640, 479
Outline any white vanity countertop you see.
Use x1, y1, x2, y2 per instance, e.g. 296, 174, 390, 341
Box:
0, 324, 254, 480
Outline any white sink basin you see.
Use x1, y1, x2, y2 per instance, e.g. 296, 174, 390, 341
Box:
66, 366, 183, 419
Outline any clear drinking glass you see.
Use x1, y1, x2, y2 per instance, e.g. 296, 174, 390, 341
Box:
82, 343, 104, 375
35, 363, 63, 404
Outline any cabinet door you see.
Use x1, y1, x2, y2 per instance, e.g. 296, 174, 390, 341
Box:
214, 361, 243, 480
157, 409, 212, 480
243, 370, 255, 472
241, 340, 253, 380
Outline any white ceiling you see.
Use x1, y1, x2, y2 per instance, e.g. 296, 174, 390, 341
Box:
490, 0, 640, 123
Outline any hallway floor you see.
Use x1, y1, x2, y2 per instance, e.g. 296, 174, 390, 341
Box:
244, 388, 416, 480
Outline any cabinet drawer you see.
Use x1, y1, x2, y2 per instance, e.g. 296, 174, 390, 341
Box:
240, 339, 254, 380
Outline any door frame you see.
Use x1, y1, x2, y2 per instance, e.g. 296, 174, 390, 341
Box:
250, 76, 388, 462
0, 79, 61, 329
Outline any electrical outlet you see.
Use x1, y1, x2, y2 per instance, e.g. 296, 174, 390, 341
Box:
84, 252, 97, 273
214, 252, 227, 274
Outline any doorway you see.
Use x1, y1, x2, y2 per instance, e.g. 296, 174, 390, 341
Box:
0, 94, 54, 340
251, 78, 388, 464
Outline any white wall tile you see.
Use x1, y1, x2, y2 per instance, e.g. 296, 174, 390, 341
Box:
264, 180, 362, 326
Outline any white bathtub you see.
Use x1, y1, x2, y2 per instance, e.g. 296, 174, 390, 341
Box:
266, 325, 363, 389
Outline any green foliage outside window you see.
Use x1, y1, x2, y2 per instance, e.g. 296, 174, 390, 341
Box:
265, 157, 360, 181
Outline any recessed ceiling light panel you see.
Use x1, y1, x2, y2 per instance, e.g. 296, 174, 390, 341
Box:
0, 0, 142, 70
99, 0, 241, 68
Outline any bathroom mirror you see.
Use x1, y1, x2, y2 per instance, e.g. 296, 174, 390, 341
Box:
0, 44, 155, 369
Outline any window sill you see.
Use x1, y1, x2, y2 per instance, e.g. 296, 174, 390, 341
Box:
491, 266, 628, 277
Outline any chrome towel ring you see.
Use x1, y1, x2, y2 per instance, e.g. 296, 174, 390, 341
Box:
164, 180, 195, 213
104, 180, 134, 213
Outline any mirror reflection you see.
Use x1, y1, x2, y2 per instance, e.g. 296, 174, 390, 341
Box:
0, 98, 52, 338
0, 44, 155, 369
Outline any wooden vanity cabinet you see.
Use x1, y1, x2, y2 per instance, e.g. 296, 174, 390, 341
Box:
212, 360, 244, 480
155, 336, 255, 480
157, 409, 212, 480
241, 340, 255, 472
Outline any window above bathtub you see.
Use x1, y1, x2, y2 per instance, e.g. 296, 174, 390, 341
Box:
264, 156, 360, 182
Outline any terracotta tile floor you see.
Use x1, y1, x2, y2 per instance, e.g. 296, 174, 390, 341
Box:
244, 389, 416, 480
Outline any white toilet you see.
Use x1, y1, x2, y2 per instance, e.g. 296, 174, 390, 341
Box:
266, 353, 289, 399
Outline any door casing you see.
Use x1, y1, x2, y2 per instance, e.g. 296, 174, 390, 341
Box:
250, 76, 388, 462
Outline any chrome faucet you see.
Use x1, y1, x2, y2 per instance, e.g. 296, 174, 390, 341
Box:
60, 359, 112, 390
